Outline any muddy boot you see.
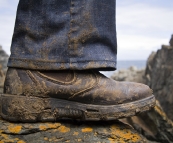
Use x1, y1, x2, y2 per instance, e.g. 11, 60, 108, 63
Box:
0, 68, 155, 122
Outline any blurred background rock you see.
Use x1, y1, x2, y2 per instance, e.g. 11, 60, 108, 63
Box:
0, 45, 8, 93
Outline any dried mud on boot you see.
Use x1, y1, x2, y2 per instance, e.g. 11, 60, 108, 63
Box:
0, 94, 155, 122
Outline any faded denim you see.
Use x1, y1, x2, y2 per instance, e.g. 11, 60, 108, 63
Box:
8, 0, 117, 71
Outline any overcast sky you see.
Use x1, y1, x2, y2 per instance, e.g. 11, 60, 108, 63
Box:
0, 0, 173, 60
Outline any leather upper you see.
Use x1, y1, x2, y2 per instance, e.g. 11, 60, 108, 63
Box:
4, 68, 152, 105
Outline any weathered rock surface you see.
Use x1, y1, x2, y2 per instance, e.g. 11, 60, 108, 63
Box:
0, 118, 150, 143
0, 69, 5, 94
121, 101, 173, 143
145, 44, 173, 121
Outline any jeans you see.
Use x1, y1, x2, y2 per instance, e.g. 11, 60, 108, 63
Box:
8, 0, 117, 71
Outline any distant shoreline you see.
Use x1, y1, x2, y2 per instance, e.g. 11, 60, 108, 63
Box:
102, 60, 146, 77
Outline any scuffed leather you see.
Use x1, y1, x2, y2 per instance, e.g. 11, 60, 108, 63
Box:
4, 68, 152, 105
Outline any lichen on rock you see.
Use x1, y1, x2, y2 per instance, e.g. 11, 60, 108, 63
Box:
0, 118, 149, 143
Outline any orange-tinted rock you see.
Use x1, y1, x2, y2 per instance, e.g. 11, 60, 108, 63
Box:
0, 118, 148, 143
121, 101, 173, 143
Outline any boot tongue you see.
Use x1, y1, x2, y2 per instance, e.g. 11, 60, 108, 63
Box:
39, 70, 73, 82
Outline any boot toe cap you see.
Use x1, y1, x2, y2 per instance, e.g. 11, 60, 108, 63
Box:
127, 82, 153, 102
102, 81, 153, 105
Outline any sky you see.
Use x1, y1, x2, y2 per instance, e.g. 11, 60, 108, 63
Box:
0, 0, 173, 60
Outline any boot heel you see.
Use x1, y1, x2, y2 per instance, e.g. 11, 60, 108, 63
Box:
0, 94, 84, 122
0, 94, 51, 122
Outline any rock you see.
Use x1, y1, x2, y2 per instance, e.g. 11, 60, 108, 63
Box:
0, 67, 5, 94
144, 44, 173, 120
120, 101, 173, 143
144, 52, 156, 85
0, 118, 149, 143
0, 46, 8, 94
111, 66, 145, 83
0, 45, 8, 72
170, 35, 173, 47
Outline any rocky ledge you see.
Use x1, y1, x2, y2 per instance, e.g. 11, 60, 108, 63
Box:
0, 119, 150, 143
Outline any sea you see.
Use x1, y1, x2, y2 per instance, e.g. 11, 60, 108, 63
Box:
101, 60, 147, 77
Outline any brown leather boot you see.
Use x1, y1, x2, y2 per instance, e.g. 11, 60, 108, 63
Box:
0, 68, 155, 122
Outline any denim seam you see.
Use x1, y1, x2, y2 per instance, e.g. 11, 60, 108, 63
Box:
8, 58, 116, 63
69, 0, 74, 62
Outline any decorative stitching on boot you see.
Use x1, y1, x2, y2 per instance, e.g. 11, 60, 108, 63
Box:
68, 70, 99, 99
36, 71, 77, 85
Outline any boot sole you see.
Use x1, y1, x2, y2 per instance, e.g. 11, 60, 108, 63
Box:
0, 94, 155, 122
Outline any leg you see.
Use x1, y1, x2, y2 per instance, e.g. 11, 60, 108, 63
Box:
1, 0, 155, 122
8, 0, 117, 70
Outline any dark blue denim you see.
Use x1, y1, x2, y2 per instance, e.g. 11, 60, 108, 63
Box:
8, 0, 117, 71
